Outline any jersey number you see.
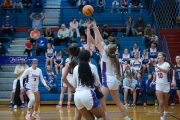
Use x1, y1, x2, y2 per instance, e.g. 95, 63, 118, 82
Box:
158, 73, 163, 78
34, 78, 36, 81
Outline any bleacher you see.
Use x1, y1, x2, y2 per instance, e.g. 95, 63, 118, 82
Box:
0, 0, 158, 104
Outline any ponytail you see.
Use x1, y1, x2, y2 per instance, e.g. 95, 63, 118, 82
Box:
165, 59, 176, 71
69, 56, 78, 74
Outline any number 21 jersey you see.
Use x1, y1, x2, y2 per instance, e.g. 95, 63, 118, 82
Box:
155, 62, 170, 84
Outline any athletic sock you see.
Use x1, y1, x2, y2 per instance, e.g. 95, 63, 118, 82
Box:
59, 101, 62, 104
22, 101, 24, 103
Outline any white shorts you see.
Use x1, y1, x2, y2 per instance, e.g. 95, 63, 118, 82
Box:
24, 83, 38, 93
62, 80, 73, 88
12, 79, 17, 90
74, 89, 100, 110
102, 75, 119, 90
156, 83, 170, 93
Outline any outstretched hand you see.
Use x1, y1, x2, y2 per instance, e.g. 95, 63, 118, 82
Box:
86, 21, 92, 29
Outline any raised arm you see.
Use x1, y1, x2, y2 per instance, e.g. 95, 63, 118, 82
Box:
86, 22, 95, 51
20, 69, 29, 87
29, 13, 35, 21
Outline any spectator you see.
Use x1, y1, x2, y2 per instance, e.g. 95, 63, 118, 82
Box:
111, 0, 119, 13
141, 73, 158, 106
128, 0, 143, 13
44, 27, 54, 44
13, 0, 23, 13
134, 16, 146, 36
151, 33, 158, 46
144, 24, 156, 48
102, 24, 112, 41
120, 49, 131, 64
120, 0, 128, 13
78, 19, 86, 35
54, 24, 70, 46
13, 60, 29, 109
0, 16, 14, 40
126, 16, 135, 36
96, 0, 106, 12
122, 60, 132, 78
123, 73, 137, 106
78, 0, 85, 13
131, 53, 142, 77
0, 42, 6, 55
148, 42, 158, 66
33, 0, 42, 8
0, 0, 3, 8
78, 35, 87, 47
9, 79, 17, 108
54, 50, 63, 74
85, 0, 92, 5
30, 26, 40, 44
44, 65, 57, 94
69, 18, 80, 38
3, 0, 12, 8
130, 43, 141, 58
22, 0, 32, 9
141, 49, 150, 73
68, 36, 78, 46
36, 32, 48, 56
23, 37, 32, 56
29, 12, 45, 32
135, 72, 142, 105
45, 43, 55, 68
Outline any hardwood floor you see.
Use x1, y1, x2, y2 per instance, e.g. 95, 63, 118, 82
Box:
0, 105, 180, 120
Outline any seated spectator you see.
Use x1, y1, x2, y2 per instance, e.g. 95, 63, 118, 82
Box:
13, 0, 23, 13
0, 0, 3, 8
151, 33, 158, 46
45, 43, 55, 68
122, 60, 132, 78
120, 0, 128, 13
78, 0, 85, 13
44, 27, 54, 44
9, 79, 17, 108
54, 50, 63, 74
141, 73, 158, 106
33, 0, 42, 8
131, 53, 142, 76
85, 0, 92, 5
96, 0, 106, 12
144, 24, 156, 48
135, 72, 142, 105
141, 49, 150, 73
78, 35, 87, 47
128, 0, 143, 13
69, 18, 80, 38
54, 24, 70, 46
102, 24, 112, 41
111, 0, 119, 13
3, 0, 12, 8
23, 37, 32, 56
130, 43, 141, 58
148, 42, 158, 66
134, 16, 146, 36
36, 32, 48, 56
30, 26, 40, 44
78, 19, 86, 35
120, 49, 131, 64
22, 0, 32, 8
170, 79, 177, 106
126, 16, 135, 36
123, 73, 137, 106
0, 42, 6, 55
68, 36, 78, 46
0, 16, 14, 40
29, 12, 45, 32
44, 65, 57, 94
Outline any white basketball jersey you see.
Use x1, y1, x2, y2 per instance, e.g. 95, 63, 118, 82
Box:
155, 62, 170, 84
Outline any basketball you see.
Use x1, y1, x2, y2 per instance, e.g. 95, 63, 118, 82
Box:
82, 5, 94, 16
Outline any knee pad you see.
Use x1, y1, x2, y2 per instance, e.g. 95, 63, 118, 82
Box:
28, 93, 35, 108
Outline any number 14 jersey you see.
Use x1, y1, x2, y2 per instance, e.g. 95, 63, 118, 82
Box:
155, 62, 170, 84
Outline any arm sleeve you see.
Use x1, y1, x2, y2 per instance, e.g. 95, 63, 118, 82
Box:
123, 79, 130, 89
20, 69, 29, 87
39, 70, 47, 87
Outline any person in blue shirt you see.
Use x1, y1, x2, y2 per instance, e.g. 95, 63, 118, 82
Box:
78, 35, 87, 47
135, 72, 142, 105
44, 65, 57, 93
36, 32, 48, 56
85, 0, 92, 5
34, 0, 42, 8
0, 16, 14, 40
141, 73, 158, 106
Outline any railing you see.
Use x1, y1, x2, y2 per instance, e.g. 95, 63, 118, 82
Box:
0, 7, 151, 27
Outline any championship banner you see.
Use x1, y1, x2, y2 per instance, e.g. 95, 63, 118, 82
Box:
0, 56, 45, 64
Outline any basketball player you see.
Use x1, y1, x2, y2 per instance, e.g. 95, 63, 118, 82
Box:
172, 55, 180, 103
151, 52, 176, 120
91, 21, 132, 120
20, 59, 50, 120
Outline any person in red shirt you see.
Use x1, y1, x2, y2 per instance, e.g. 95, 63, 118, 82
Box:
23, 37, 32, 56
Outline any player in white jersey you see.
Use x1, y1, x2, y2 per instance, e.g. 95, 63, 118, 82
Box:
151, 52, 176, 120
20, 59, 50, 120
56, 56, 73, 108
91, 21, 132, 120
